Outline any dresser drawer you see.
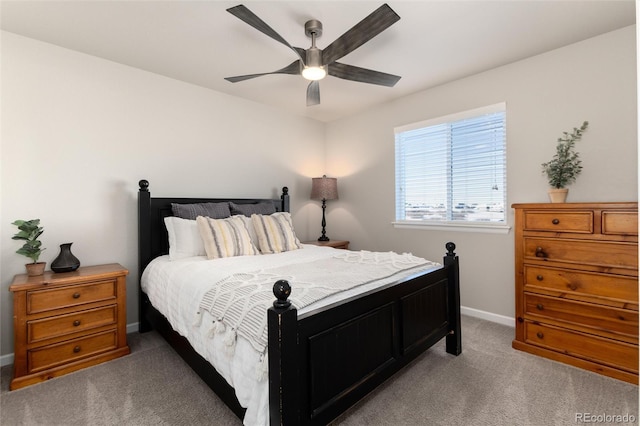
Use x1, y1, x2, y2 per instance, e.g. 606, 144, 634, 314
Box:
525, 321, 638, 373
27, 280, 117, 314
524, 237, 638, 272
602, 211, 638, 236
27, 305, 117, 344
524, 265, 638, 308
523, 211, 593, 233
524, 293, 638, 341
28, 330, 118, 373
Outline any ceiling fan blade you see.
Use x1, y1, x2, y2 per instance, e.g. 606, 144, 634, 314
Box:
328, 62, 401, 87
225, 60, 301, 83
322, 3, 400, 66
306, 81, 320, 106
227, 5, 306, 64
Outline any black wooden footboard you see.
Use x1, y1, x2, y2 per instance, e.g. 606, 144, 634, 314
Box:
268, 244, 461, 425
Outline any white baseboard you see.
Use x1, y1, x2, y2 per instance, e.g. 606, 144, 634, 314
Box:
0, 353, 14, 368
461, 305, 514, 327
2, 314, 512, 368
126, 322, 139, 334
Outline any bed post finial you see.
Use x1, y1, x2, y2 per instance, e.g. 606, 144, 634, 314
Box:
139, 179, 149, 192
281, 187, 290, 213
273, 280, 292, 309
445, 241, 456, 257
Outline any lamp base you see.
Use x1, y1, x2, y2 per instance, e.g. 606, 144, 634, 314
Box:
317, 235, 330, 242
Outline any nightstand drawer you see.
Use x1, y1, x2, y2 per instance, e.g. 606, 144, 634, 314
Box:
524, 293, 638, 341
524, 237, 638, 272
524, 211, 593, 233
28, 330, 118, 373
525, 321, 638, 373
524, 265, 638, 309
602, 211, 638, 236
28, 305, 118, 344
27, 280, 117, 314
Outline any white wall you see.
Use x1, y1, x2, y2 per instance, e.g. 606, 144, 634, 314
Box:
324, 26, 638, 321
0, 32, 326, 357
1, 25, 637, 359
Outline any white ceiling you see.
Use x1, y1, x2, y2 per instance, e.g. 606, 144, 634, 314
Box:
1, 1, 635, 122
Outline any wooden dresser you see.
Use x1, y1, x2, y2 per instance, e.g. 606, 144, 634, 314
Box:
512, 202, 638, 384
10, 263, 130, 390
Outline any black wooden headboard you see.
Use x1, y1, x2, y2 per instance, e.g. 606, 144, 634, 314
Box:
137, 179, 290, 277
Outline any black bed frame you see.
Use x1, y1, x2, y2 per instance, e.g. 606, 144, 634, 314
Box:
137, 179, 462, 425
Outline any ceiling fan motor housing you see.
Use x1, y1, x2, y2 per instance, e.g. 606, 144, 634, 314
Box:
305, 19, 323, 68
304, 19, 323, 38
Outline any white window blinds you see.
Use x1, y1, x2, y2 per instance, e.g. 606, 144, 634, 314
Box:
395, 103, 506, 224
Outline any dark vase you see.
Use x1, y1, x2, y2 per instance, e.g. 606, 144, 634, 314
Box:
51, 242, 80, 273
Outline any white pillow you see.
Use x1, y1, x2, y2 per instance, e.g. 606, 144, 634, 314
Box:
164, 216, 206, 260
196, 215, 258, 259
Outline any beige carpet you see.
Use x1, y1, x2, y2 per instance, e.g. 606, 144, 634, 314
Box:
1, 316, 637, 425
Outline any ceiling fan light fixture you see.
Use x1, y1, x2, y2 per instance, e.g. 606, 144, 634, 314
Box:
302, 66, 327, 81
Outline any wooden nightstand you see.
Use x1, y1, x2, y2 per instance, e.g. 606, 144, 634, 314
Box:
9, 263, 130, 390
304, 240, 350, 250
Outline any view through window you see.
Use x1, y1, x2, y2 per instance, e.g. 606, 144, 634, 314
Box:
395, 103, 506, 225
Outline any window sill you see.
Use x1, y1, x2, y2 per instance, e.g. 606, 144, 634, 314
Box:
392, 221, 511, 234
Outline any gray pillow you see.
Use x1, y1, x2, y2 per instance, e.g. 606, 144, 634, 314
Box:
229, 201, 276, 217
171, 202, 231, 220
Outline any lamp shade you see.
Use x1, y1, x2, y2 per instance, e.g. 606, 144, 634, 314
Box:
310, 176, 338, 201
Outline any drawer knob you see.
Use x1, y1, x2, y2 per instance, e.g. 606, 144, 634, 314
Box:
552, 218, 560, 225
568, 283, 578, 291
536, 332, 544, 339
536, 275, 544, 281
535, 247, 547, 258
72, 293, 81, 299
73, 320, 81, 327
73, 346, 81, 353
536, 304, 544, 311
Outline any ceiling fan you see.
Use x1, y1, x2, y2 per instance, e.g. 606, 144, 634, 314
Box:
224, 3, 401, 106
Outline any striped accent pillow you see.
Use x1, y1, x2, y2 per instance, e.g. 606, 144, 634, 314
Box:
196, 215, 258, 259
251, 212, 302, 254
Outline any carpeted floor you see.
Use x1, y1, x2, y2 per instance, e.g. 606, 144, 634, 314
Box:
1, 316, 637, 425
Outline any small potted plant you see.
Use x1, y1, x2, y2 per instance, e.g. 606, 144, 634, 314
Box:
12, 219, 46, 276
541, 121, 589, 202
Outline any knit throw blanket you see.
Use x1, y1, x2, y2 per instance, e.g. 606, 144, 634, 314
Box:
197, 250, 438, 354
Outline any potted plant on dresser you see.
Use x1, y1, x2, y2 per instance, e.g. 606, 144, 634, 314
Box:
11, 219, 46, 276
541, 121, 589, 202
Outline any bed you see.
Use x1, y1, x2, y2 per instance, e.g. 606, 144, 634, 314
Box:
137, 179, 462, 425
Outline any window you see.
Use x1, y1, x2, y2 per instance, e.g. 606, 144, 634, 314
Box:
394, 103, 507, 231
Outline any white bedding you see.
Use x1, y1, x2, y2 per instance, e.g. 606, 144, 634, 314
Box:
141, 244, 441, 426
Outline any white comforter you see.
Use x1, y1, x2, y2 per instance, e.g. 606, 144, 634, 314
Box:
141, 244, 441, 426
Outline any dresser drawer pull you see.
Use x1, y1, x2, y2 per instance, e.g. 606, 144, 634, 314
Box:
536, 275, 544, 281
568, 283, 578, 291
536, 304, 544, 311
536, 332, 544, 339
72, 293, 81, 299
73, 320, 81, 327
552, 218, 560, 225
535, 247, 547, 258
73, 346, 81, 353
